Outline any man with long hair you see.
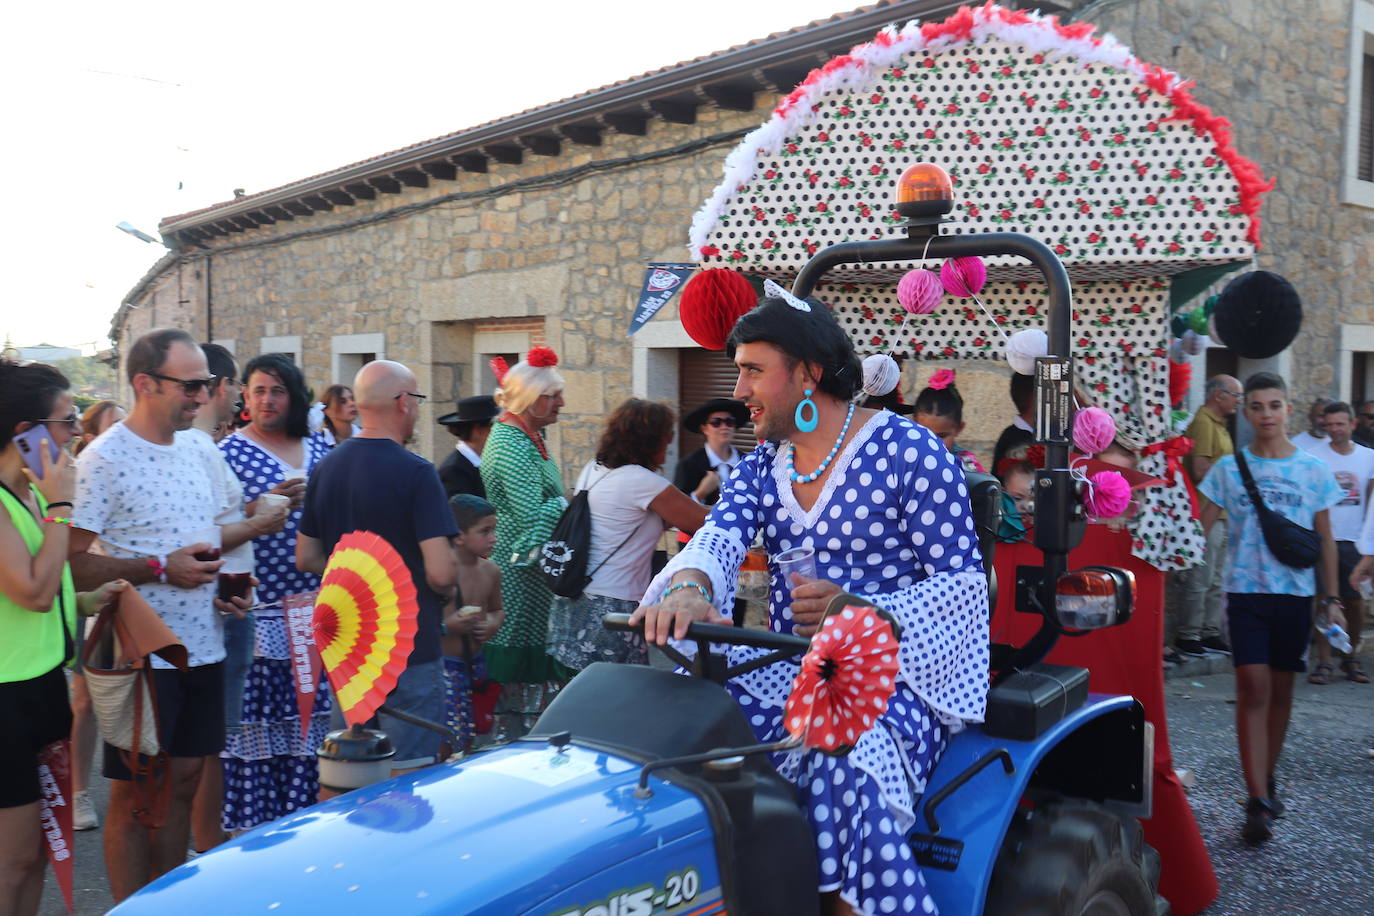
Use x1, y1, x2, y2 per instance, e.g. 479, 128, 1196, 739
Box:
633, 292, 988, 916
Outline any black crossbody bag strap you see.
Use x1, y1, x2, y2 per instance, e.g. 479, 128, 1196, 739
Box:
577, 466, 643, 581
1232, 448, 1269, 514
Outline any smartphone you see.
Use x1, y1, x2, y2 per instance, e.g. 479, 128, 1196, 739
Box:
14, 426, 61, 480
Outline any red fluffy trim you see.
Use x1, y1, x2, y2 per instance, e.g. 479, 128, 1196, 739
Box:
488, 356, 510, 385
526, 346, 559, 368
680, 268, 758, 351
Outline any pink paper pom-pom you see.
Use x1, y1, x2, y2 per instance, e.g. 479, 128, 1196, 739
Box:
1072, 406, 1117, 456
940, 256, 988, 298
897, 268, 943, 314
1083, 470, 1132, 519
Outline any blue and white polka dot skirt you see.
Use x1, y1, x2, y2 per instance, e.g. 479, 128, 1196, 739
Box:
729, 679, 948, 915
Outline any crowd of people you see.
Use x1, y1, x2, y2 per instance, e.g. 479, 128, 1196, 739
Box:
1, 305, 1368, 910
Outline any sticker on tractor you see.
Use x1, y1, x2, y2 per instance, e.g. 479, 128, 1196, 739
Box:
547, 867, 720, 916
475, 752, 596, 787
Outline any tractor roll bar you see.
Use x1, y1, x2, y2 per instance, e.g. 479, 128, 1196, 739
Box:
792, 231, 1077, 672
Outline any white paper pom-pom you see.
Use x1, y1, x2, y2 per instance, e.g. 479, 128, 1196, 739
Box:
862, 353, 901, 397
1005, 328, 1048, 376
1168, 339, 1188, 363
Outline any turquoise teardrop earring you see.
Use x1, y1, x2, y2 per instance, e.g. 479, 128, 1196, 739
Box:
794, 388, 819, 433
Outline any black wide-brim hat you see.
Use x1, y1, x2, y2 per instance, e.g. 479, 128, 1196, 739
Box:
682, 398, 750, 433
437, 395, 499, 426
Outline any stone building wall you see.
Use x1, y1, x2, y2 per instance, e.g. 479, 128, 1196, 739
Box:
1083, 0, 1374, 415
158, 104, 764, 477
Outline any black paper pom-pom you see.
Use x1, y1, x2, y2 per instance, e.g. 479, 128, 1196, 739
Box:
1211, 271, 1302, 360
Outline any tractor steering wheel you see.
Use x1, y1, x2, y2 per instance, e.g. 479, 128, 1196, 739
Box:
603, 591, 889, 684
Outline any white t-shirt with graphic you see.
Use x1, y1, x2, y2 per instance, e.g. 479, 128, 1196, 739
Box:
1199, 445, 1344, 597
575, 462, 674, 602
1290, 430, 1326, 452
1305, 440, 1374, 542
72, 424, 229, 668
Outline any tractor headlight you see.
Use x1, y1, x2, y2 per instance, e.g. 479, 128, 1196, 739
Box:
1055, 566, 1134, 631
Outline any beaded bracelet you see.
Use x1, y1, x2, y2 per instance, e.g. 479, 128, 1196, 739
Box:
41, 516, 73, 526
661, 581, 711, 604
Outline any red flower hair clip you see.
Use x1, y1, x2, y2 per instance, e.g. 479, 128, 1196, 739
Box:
526, 346, 559, 368
488, 357, 510, 385
928, 368, 956, 391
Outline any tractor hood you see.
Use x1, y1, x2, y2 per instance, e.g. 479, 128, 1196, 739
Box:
111, 743, 721, 915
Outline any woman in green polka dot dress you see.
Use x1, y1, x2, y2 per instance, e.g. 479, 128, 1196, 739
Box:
480, 347, 572, 738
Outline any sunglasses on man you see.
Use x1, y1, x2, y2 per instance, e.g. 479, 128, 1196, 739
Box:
705, 417, 738, 428
146, 371, 217, 395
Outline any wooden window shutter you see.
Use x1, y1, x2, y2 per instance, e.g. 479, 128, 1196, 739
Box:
678, 348, 756, 455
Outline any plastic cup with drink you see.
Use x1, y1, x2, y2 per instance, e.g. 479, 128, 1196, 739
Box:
218, 553, 254, 604
774, 545, 817, 588
191, 527, 222, 563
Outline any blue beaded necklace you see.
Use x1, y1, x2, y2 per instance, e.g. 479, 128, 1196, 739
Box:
786, 401, 856, 484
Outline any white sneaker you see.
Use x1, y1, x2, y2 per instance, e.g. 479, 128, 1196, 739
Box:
73, 791, 99, 831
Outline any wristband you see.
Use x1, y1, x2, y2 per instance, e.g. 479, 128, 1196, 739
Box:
1320, 596, 1344, 607
45, 501, 73, 510
41, 516, 73, 526
661, 581, 712, 604
147, 556, 167, 584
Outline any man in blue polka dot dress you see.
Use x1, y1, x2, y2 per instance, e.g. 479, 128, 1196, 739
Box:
635, 293, 988, 916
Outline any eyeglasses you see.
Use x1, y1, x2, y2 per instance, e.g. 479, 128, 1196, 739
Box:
146, 371, 216, 395
705, 417, 738, 428
1221, 390, 1243, 399
395, 391, 427, 402
36, 415, 80, 429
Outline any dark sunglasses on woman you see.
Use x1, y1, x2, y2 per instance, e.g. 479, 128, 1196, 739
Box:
705, 417, 738, 428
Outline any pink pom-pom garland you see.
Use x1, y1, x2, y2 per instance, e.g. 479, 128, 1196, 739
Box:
1072, 407, 1117, 456
1082, 470, 1132, 520
897, 268, 943, 314
939, 257, 987, 298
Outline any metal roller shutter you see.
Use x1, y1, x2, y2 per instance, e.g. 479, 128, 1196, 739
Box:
678, 348, 756, 454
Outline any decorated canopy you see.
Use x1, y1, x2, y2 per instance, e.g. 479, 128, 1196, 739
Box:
688, 2, 1275, 571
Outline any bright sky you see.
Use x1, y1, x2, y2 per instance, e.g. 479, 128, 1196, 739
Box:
2, 0, 864, 352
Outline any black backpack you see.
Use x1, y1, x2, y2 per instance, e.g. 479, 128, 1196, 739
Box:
538, 468, 637, 599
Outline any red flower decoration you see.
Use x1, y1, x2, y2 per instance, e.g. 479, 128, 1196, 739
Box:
784, 604, 901, 754
526, 346, 559, 369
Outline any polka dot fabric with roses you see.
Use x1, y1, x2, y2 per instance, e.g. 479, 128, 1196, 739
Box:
823, 277, 1167, 360
696, 38, 1254, 275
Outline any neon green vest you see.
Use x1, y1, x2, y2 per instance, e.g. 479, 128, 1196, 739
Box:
0, 483, 77, 683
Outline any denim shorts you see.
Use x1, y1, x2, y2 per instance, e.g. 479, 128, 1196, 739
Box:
222, 612, 256, 732
329, 657, 445, 769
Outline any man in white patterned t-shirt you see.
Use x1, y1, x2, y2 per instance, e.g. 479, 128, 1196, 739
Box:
68, 329, 254, 901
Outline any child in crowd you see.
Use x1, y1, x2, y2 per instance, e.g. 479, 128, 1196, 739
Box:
994, 458, 1035, 542
914, 368, 986, 474
444, 494, 505, 752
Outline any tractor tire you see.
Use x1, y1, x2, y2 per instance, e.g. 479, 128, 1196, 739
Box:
984, 797, 1168, 916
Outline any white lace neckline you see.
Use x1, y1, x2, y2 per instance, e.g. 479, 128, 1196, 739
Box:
771, 409, 891, 529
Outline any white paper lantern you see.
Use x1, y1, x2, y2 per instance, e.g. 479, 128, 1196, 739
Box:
1005, 328, 1048, 376
862, 353, 901, 397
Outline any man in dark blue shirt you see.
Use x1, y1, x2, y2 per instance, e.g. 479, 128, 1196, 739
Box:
298, 360, 458, 774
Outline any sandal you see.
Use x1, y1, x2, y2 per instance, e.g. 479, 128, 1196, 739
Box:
1342, 660, 1371, 684
1307, 663, 1334, 685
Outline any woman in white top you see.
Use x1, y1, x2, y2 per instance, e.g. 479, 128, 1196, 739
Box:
547, 399, 707, 670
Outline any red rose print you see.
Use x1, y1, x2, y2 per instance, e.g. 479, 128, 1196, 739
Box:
923, 128, 936, 139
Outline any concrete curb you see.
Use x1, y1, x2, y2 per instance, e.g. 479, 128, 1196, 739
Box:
1163, 626, 1374, 680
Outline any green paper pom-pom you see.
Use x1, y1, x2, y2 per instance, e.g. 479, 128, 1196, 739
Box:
1189, 307, 1209, 334
1171, 315, 1190, 338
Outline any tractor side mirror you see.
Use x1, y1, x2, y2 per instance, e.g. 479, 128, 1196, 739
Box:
1053, 566, 1134, 631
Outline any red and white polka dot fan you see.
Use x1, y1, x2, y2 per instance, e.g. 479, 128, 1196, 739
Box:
784, 602, 903, 755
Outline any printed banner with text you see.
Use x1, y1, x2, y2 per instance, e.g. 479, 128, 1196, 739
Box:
39, 740, 74, 913
627, 263, 696, 336
284, 591, 323, 739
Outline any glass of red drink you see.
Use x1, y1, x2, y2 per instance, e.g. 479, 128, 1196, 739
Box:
218, 553, 254, 604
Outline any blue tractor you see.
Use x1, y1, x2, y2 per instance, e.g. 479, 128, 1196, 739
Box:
112, 183, 1165, 916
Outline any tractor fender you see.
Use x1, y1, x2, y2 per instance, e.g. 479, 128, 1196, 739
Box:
911, 693, 1149, 916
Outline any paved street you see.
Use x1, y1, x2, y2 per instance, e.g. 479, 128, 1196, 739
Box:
42, 649, 1373, 915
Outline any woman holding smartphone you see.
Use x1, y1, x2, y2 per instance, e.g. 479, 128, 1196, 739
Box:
0, 360, 123, 915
